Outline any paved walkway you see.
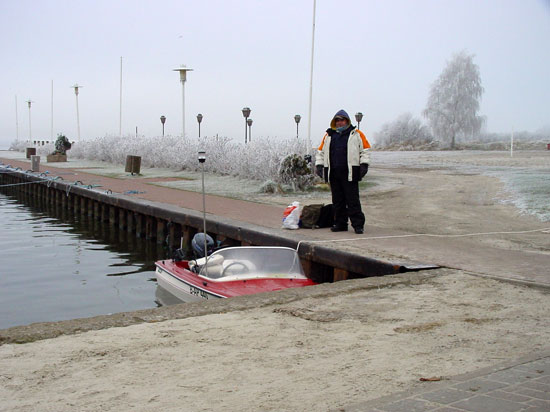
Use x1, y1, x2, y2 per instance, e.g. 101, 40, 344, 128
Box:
340, 351, 550, 412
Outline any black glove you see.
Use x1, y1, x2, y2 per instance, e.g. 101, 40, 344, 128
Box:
315, 165, 324, 178
360, 163, 369, 178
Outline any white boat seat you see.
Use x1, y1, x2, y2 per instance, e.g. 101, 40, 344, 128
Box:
202, 264, 224, 278
189, 254, 224, 274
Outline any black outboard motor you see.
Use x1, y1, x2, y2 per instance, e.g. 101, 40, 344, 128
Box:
191, 233, 215, 258
172, 247, 187, 262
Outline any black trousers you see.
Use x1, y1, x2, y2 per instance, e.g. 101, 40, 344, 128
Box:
329, 168, 365, 229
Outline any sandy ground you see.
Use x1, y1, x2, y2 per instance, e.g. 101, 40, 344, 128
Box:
1, 150, 549, 411
1, 271, 549, 412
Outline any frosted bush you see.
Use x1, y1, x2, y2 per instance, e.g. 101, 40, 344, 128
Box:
65, 134, 314, 188
259, 180, 282, 194
278, 153, 315, 191
374, 113, 435, 150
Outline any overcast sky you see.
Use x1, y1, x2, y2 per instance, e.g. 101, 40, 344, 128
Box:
1, 0, 549, 149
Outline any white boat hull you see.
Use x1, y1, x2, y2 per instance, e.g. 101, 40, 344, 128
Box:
155, 266, 224, 302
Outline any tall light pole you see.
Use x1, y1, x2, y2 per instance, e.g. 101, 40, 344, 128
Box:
51, 80, 54, 141
160, 115, 166, 137
173, 65, 193, 138
15, 95, 19, 140
247, 118, 253, 142
119, 56, 123, 137
355, 112, 363, 130
72, 84, 82, 141
197, 113, 203, 137
242, 107, 251, 144
307, 0, 317, 153
294, 114, 301, 139
26, 99, 33, 142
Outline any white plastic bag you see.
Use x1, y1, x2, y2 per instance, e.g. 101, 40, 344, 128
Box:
282, 201, 300, 230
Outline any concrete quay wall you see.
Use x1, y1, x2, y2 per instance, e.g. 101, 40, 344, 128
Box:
0, 166, 409, 284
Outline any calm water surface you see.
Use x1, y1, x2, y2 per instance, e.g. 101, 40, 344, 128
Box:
0, 190, 168, 329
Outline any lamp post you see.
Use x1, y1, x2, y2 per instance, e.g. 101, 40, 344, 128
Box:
197, 113, 203, 137
15, 95, 19, 140
355, 112, 363, 130
242, 107, 251, 144
26, 99, 33, 142
294, 114, 301, 139
160, 115, 166, 137
198, 149, 207, 260
173, 65, 193, 137
247, 118, 253, 142
71, 84, 83, 141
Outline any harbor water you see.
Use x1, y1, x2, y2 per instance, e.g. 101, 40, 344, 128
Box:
0, 189, 167, 330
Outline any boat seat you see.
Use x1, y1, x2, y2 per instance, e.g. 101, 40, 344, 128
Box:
189, 254, 224, 275
202, 264, 224, 278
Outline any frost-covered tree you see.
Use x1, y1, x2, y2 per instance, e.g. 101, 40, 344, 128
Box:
375, 113, 433, 149
423, 51, 484, 149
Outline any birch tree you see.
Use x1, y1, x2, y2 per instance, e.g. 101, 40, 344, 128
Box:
423, 51, 484, 149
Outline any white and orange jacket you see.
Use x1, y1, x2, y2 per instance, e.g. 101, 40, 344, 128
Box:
315, 128, 371, 182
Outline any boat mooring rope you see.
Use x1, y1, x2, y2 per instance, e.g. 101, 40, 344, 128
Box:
0, 180, 44, 187
0, 166, 107, 194
296, 227, 550, 253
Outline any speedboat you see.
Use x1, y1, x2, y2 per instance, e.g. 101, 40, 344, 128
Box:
155, 246, 317, 302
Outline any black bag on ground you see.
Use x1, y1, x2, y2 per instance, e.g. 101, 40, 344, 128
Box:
300, 204, 323, 228
299, 203, 334, 229
317, 204, 334, 228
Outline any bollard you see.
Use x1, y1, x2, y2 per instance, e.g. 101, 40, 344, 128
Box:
31, 155, 40, 172
26, 147, 36, 159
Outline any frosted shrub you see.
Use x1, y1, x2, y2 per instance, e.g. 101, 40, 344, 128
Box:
9, 140, 55, 155
278, 153, 315, 191
375, 113, 435, 150
67, 134, 313, 187
259, 180, 281, 194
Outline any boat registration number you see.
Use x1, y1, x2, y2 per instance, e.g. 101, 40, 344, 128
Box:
190, 285, 209, 299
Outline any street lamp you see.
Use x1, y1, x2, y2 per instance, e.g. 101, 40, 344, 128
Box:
247, 118, 253, 142
197, 113, 203, 137
72, 84, 83, 141
26, 100, 33, 142
160, 115, 166, 137
294, 114, 301, 139
242, 107, 251, 144
173, 65, 193, 138
355, 112, 363, 130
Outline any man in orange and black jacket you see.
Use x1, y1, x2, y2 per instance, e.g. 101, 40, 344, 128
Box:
315, 109, 371, 234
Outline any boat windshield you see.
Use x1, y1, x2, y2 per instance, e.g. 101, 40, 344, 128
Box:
198, 246, 305, 280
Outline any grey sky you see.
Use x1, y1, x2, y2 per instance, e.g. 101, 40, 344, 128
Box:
1, 0, 549, 149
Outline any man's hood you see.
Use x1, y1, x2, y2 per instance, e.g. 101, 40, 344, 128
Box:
330, 109, 351, 129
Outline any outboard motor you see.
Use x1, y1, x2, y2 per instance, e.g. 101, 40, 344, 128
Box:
191, 233, 215, 258
172, 247, 187, 262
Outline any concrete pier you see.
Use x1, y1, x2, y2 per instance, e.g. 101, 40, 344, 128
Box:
0, 162, 422, 284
